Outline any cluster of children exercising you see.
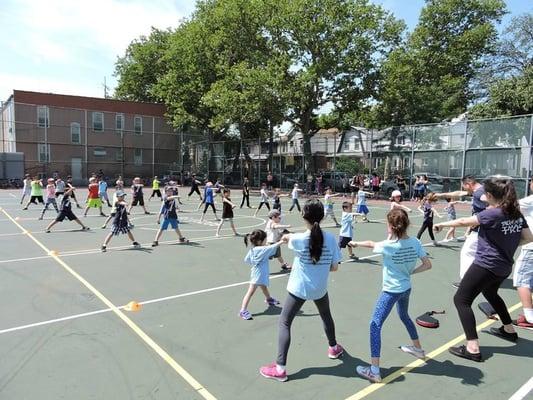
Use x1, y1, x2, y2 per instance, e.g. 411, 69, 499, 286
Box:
18, 172, 533, 383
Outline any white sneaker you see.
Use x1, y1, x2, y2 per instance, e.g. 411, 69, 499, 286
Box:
356, 365, 381, 383
400, 345, 425, 359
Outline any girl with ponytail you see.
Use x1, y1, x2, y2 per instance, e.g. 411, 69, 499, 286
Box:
260, 199, 343, 382
434, 176, 533, 362
350, 208, 432, 383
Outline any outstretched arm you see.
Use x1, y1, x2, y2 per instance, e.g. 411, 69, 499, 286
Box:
434, 215, 479, 232
349, 240, 376, 249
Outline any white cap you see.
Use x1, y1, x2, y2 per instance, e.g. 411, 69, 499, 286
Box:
391, 190, 402, 198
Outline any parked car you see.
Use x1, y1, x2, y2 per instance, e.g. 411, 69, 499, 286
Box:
411, 173, 444, 193
321, 172, 349, 192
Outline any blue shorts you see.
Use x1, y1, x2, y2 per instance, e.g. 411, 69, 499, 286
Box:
357, 205, 369, 214
161, 218, 179, 230
338, 236, 352, 248
514, 248, 533, 289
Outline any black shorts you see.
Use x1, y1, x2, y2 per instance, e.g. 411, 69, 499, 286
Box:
268, 244, 282, 259
30, 196, 44, 204
55, 192, 64, 198
132, 196, 145, 206
151, 189, 161, 197
56, 210, 77, 222
372, 186, 380, 193
338, 236, 352, 248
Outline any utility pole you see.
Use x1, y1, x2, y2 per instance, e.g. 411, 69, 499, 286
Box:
102, 77, 110, 99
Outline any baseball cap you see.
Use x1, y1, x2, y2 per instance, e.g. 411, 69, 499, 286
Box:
116, 190, 126, 197
391, 190, 402, 198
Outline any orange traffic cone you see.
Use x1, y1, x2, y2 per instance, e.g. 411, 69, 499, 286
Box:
124, 301, 142, 312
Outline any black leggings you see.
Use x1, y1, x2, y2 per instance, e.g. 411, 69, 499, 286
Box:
417, 219, 435, 241
188, 186, 202, 199
203, 202, 216, 214
277, 292, 337, 366
240, 193, 250, 207
289, 199, 301, 212
454, 263, 511, 340
257, 201, 270, 211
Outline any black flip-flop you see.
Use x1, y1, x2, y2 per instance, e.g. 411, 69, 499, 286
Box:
448, 345, 482, 362
483, 326, 518, 343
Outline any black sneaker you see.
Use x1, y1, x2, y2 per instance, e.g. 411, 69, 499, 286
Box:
152, 241, 158, 247
132, 242, 141, 249
101, 245, 107, 253
488, 326, 518, 342
452, 282, 461, 289
448, 345, 482, 362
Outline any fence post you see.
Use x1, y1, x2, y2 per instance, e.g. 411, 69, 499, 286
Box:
460, 117, 468, 181
84, 110, 88, 181
410, 127, 415, 199
526, 115, 533, 196
152, 116, 155, 177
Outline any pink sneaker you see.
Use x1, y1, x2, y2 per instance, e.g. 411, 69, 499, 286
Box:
259, 362, 287, 382
328, 344, 344, 359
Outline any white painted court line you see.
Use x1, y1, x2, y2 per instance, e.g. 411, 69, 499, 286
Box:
0, 207, 217, 400
509, 377, 533, 400
0, 251, 382, 336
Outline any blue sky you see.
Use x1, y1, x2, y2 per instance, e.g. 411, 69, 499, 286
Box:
0, 0, 530, 103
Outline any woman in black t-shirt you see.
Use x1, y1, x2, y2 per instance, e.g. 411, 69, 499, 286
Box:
434, 176, 533, 362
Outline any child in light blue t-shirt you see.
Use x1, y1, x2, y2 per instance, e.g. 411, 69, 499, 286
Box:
356, 189, 374, 222
239, 229, 285, 320
350, 208, 432, 384
338, 201, 360, 260
260, 199, 343, 382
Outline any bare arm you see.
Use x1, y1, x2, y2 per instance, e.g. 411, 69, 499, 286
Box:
434, 215, 479, 232
330, 262, 339, 272
272, 222, 291, 229
435, 190, 468, 198
412, 256, 432, 274
433, 208, 443, 219
520, 228, 533, 245
349, 240, 376, 249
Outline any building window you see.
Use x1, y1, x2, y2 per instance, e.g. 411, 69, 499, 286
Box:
134, 116, 142, 135
93, 148, 107, 157
92, 112, 104, 132
38, 143, 50, 162
115, 114, 124, 132
70, 122, 81, 144
37, 106, 49, 128
116, 148, 123, 161
134, 148, 142, 165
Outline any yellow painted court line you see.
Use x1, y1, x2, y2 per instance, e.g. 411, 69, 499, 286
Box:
345, 302, 523, 400
0, 208, 217, 400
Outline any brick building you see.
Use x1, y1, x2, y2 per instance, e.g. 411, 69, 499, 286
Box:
0, 90, 179, 184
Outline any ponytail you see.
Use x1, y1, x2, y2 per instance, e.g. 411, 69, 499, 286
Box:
501, 181, 521, 220
309, 221, 324, 264
244, 229, 267, 248
483, 176, 522, 220
302, 199, 325, 264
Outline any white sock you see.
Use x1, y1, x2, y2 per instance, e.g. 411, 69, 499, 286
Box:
276, 364, 286, 373
524, 307, 533, 323
370, 365, 380, 375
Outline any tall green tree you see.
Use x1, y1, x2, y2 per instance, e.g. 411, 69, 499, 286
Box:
373, 0, 506, 127
470, 13, 533, 118
114, 28, 172, 102
264, 0, 404, 171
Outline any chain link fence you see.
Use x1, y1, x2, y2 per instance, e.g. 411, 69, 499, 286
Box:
2, 101, 532, 195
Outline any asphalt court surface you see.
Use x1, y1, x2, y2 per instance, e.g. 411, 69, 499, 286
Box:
0, 189, 531, 400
